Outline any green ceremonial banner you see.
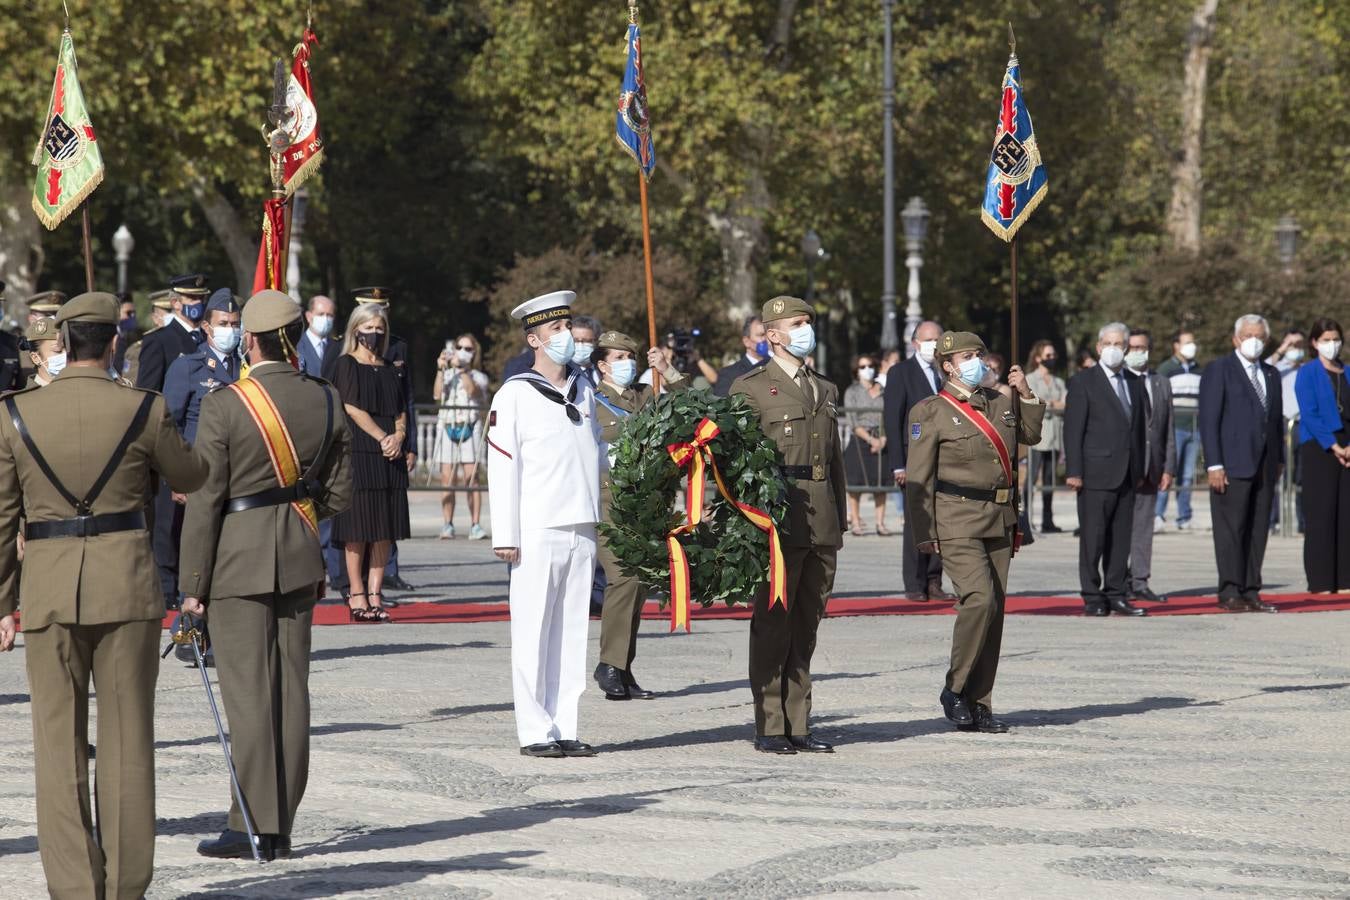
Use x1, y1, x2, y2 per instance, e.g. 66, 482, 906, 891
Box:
31, 30, 104, 230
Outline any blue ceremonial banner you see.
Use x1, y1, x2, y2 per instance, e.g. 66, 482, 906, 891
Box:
980, 51, 1047, 242
615, 18, 655, 181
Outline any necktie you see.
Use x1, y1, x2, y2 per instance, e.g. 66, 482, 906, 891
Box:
222, 355, 233, 379
1250, 363, 1267, 410
796, 369, 815, 405
1115, 372, 1131, 413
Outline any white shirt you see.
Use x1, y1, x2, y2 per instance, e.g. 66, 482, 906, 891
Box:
1208, 351, 1268, 470
486, 372, 602, 548
306, 329, 328, 357
916, 355, 941, 394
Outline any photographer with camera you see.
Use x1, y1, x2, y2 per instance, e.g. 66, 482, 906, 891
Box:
642, 328, 717, 392
434, 333, 490, 541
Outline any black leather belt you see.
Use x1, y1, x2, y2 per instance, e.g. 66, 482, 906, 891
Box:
781, 464, 827, 481
936, 480, 1011, 504
225, 481, 317, 515
25, 510, 146, 541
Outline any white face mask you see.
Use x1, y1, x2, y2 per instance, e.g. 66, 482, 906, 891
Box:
455, 348, 474, 366
44, 351, 67, 377
1124, 349, 1149, 371
212, 326, 242, 354
572, 341, 594, 367
1099, 345, 1125, 369
1179, 341, 1198, 360
309, 314, 334, 338
917, 340, 937, 362
1239, 336, 1265, 361
608, 359, 637, 388
541, 330, 575, 366
1317, 340, 1343, 361
1283, 347, 1304, 363
858, 366, 875, 383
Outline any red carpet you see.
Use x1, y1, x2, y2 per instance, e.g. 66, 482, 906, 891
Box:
171, 591, 1349, 627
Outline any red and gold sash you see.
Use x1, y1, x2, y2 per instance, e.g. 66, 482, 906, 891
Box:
938, 391, 1012, 485
665, 417, 787, 632
228, 377, 319, 535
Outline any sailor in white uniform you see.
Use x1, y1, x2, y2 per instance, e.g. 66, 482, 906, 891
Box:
487, 290, 603, 758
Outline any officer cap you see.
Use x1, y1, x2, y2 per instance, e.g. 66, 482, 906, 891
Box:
170, 274, 210, 297
596, 330, 638, 356
55, 292, 119, 325
353, 286, 391, 306
243, 290, 301, 333
27, 291, 67, 314
761, 295, 813, 324
936, 331, 988, 359
149, 289, 174, 311
510, 291, 575, 331
25, 316, 59, 343
206, 287, 241, 315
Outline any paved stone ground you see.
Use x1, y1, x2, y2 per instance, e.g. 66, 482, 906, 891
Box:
2, 493, 1347, 898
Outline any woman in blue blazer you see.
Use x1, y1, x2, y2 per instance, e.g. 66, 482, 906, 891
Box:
1294, 317, 1350, 592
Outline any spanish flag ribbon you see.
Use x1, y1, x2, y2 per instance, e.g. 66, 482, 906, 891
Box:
665, 417, 788, 632
228, 377, 319, 535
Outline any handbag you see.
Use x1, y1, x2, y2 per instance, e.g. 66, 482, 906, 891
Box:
445, 422, 474, 442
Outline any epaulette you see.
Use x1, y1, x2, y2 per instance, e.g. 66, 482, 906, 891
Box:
739, 364, 769, 380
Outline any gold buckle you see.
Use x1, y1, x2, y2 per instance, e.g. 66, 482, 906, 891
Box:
994, 488, 1010, 504
812, 464, 825, 481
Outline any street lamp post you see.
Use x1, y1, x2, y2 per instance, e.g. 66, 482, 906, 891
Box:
287, 188, 309, 302
112, 224, 135, 294
900, 196, 929, 354
1274, 214, 1300, 275
880, 0, 899, 352
802, 228, 829, 371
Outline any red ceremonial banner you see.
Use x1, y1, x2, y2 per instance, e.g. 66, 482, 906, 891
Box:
280, 28, 324, 196
251, 198, 287, 294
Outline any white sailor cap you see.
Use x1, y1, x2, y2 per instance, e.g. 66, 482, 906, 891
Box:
510, 291, 575, 331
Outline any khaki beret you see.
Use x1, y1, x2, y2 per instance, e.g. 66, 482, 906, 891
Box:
936, 331, 989, 358
55, 292, 119, 325
243, 290, 302, 332
761, 295, 813, 324
596, 330, 638, 355
25, 317, 59, 343
27, 291, 67, 313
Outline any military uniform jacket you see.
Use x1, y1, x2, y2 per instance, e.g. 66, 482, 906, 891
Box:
0, 368, 207, 626
595, 372, 687, 523
134, 316, 201, 392
731, 359, 847, 549
179, 363, 353, 601
904, 379, 1045, 545
164, 346, 240, 444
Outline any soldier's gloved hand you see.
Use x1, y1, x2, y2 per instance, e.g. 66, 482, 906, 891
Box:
181, 596, 207, 618
0, 615, 15, 652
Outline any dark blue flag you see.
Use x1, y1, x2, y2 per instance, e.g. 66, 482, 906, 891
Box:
615, 19, 654, 180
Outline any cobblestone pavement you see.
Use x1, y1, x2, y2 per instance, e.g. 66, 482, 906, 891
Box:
1, 495, 1346, 898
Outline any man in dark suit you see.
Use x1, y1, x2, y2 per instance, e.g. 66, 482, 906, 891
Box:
883, 320, 954, 601
1200, 314, 1284, 613
1125, 329, 1176, 604
1064, 322, 1149, 617
712, 315, 768, 397
134, 274, 208, 392
298, 294, 342, 380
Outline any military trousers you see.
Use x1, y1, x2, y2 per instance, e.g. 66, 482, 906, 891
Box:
750, 544, 836, 737
152, 477, 185, 605
209, 585, 316, 837
942, 532, 1013, 710
596, 524, 645, 672
25, 619, 161, 900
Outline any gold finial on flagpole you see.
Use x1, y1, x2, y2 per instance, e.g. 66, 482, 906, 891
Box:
1008, 22, 1017, 55
629, 2, 639, 26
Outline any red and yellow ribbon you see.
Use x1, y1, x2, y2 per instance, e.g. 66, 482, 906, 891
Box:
665, 417, 787, 632
228, 377, 319, 535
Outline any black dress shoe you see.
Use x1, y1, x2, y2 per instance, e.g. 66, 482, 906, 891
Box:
1040, 523, 1064, 534
1084, 604, 1110, 617
789, 734, 834, 753
1244, 597, 1278, 613
197, 829, 276, 861
957, 703, 1010, 734
1217, 597, 1248, 612
622, 670, 655, 700
1132, 587, 1168, 604
940, 687, 974, 725
520, 742, 565, 758
926, 580, 957, 602
593, 663, 630, 700
557, 739, 597, 757
753, 735, 797, 754
902, 591, 930, 602
383, 575, 415, 592
275, 835, 291, 858
1108, 598, 1148, 617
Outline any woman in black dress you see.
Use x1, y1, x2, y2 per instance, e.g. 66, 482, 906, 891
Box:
331, 303, 412, 621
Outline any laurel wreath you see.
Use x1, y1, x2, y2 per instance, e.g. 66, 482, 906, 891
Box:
599, 391, 788, 609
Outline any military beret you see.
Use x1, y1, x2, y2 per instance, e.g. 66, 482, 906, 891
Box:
243, 289, 301, 332
170, 274, 210, 297
761, 295, 813, 324
25, 316, 59, 343
206, 287, 241, 315
936, 330, 988, 358
55, 292, 119, 325
27, 291, 67, 313
511, 291, 574, 331
149, 289, 174, 311
596, 330, 638, 355
353, 286, 391, 306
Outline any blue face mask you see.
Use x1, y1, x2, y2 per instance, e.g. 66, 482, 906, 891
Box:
608, 359, 637, 388
182, 302, 204, 322
754, 339, 770, 359
785, 324, 816, 360
212, 326, 242, 354
956, 356, 988, 387
572, 341, 595, 367
542, 330, 576, 366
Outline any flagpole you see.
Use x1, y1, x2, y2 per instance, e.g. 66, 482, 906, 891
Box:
80, 205, 95, 291
629, 2, 660, 392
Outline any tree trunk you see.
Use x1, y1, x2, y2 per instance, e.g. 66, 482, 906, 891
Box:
0, 183, 45, 321
708, 208, 765, 322
1166, 0, 1220, 255
192, 181, 257, 294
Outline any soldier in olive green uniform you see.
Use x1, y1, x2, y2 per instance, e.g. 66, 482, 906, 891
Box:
591, 330, 687, 700
0, 293, 207, 900
904, 331, 1044, 734
731, 296, 847, 754
22, 316, 65, 388
180, 290, 352, 861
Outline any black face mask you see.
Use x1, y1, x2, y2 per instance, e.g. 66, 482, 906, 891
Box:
1041, 356, 1058, 369
356, 331, 384, 352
